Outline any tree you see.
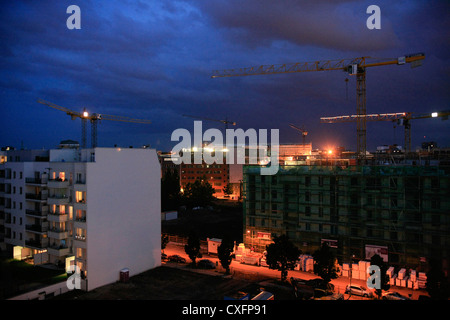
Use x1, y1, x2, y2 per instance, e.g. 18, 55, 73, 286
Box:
312, 243, 339, 284
184, 231, 202, 266
369, 254, 390, 299
161, 234, 169, 253
265, 234, 300, 282
161, 169, 181, 211
182, 178, 215, 208
223, 183, 233, 197
426, 258, 450, 300
218, 235, 234, 274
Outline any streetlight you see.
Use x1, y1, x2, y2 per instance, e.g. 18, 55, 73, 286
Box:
348, 254, 355, 299
247, 230, 253, 251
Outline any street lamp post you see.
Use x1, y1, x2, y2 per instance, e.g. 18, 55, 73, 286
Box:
247, 229, 254, 251
348, 254, 355, 299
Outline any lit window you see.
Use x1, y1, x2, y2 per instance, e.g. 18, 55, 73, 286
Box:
76, 191, 86, 203
75, 228, 86, 240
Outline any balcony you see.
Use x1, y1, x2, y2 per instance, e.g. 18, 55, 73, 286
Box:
74, 217, 86, 229
25, 223, 48, 234
74, 215, 86, 223
74, 234, 86, 241
47, 195, 69, 205
0, 186, 11, 194
74, 234, 87, 249
25, 193, 48, 202
47, 246, 70, 257
48, 229, 69, 240
47, 212, 69, 223
25, 238, 49, 249
25, 177, 48, 185
74, 180, 86, 191
47, 179, 70, 189
26, 208, 48, 218
74, 238, 87, 249
73, 201, 86, 212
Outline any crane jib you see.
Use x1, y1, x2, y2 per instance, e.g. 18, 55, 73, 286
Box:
211, 53, 425, 160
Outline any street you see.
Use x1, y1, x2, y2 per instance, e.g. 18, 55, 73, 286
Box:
163, 242, 429, 300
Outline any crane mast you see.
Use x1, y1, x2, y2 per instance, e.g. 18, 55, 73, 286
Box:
37, 99, 151, 148
212, 53, 425, 159
289, 124, 308, 146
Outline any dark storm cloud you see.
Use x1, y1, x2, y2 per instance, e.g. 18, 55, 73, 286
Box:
0, 0, 448, 151
192, 0, 399, 52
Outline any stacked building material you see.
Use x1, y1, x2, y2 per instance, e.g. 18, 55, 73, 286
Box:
417, 272, 427, 289
342, 263, 350, 277
359, 261, 371, 280
398, 268, 407, 280
304, 256, 314, 272
390, 274, 397, 286
295, 254, 315, 272
234, 243, 246, 262
387, 266, 395, 279
408, 270, 416, 289
397, 268, 407, 287
352, 263, 360, 279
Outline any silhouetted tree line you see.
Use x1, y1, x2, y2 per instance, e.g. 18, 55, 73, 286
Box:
161, 170, 215, 211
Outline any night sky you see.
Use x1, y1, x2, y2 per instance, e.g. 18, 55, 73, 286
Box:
1, 1, 449, 152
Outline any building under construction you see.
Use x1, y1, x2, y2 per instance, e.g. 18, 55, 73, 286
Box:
243, 153, 450, 275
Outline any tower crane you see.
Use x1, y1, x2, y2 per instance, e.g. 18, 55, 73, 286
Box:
289, 123, 308, 146
37, 99, 152, 148
211, 53, 425, 159
320, 110, 450, 153
182, 114, 236, 129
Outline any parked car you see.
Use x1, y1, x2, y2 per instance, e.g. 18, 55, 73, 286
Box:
306, 278, 335, 291
382, 291, 410, 300
290, 277, 315, 300
197, 259, 216, 269
168, 255, 186, 263
315, 291, 344, 300
345, 285, 373, 297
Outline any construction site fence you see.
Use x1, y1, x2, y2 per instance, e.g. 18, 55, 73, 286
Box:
163, 233, 209, 254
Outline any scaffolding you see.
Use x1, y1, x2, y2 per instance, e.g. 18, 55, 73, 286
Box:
243, 163, 450, 270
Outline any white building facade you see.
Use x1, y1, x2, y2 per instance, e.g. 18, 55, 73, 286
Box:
0, 147, 161, 291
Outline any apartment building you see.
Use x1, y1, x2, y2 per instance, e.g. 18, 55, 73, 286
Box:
158, 151, 180, 178
180, 161, 229, 197
243, 163, 450, 274
0, 146, 161, 291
